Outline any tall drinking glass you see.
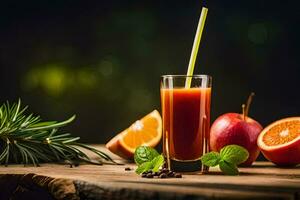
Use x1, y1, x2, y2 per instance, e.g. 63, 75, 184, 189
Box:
160, 75, 212, 172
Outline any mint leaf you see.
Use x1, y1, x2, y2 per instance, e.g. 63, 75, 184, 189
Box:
149, 148, 160, 158
151, 155, 165, 172
200, 152, 221, 167
135, 155, 165, 174
220, 145, 249, 165
219, 160, 239, 175
134, 146, 159, 165
135, 161, 152, 174
199, 145, 248, 175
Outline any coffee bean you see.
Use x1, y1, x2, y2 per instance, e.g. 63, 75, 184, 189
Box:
125, 167, 131, 171
159, 173, 167, 178
148, 170, 153, 174
153, 172, 159, 176
168, 171, 175, 177
142, 171, 147, 175
162, 168, 169, 173
141, 173, 147, 178
175, 173, 182, 178
146, 173, 154, 178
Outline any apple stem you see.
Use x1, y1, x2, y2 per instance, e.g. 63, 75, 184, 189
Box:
245, 92, 255, 118
242, 104, 246, 121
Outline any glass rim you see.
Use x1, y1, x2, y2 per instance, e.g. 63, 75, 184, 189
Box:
161, 74, 211, 79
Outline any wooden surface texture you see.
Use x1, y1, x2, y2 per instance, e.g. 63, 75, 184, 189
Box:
0, 145, 299, 200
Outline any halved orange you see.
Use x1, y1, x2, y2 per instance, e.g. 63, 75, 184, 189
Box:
257, 117, 300, 166
106, 110, 162, 159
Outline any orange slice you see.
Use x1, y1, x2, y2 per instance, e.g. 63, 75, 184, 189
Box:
257, 117, 300, 166
258, 117, 300, 150
106, 110, 162, 159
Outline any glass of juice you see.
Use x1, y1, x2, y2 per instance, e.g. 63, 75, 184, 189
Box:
160, 75, 212, 172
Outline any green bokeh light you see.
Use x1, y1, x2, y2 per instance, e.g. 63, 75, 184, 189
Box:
23, 64, 101, 96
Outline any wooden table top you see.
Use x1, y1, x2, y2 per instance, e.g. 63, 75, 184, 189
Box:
0, 145, 299, 200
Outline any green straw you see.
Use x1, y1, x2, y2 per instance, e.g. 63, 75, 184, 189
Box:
185, 7, 208, 88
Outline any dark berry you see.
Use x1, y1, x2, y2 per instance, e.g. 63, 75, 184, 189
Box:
162, 168, 169, 173
168, 171, 175, 177
141, 173, 147, 178
125, 167, 131, 171
159, 173, 167, 178
146, 173, 154, 178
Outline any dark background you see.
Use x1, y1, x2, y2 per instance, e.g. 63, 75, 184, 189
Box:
0, 0, 299, 146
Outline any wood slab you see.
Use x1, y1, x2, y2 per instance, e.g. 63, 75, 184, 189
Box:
0, 145, 299, 200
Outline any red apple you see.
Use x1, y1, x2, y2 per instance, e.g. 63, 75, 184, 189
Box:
210, 93, 263, 166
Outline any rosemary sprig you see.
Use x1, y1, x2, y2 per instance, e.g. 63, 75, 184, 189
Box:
0, 99, 117, 166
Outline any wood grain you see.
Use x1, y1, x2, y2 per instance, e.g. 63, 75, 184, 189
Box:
0, 145, 299, 200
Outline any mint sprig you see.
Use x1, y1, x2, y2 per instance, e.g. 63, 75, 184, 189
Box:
219, 160, 239, 175
200, 152, 220, 167
134, 146, 165, 174
135, 161, 153, 174
135, 154, 164, 174
220, 145, 249, 165
134, 146, 159, 165
200, 145, 249, 175
151, 155, 165, 172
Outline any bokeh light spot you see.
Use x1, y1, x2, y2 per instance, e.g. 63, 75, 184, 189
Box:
23, 64, 102, 96
40, 65, 66, 96
23, 65, 67, 96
